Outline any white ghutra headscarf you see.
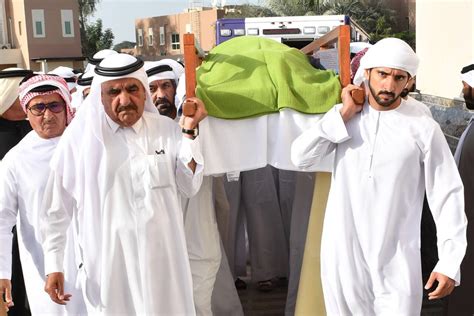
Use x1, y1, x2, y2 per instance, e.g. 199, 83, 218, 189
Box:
353, 37, 419, 86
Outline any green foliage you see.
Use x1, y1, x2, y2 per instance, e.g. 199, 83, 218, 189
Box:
265, 0, 330, 16
113, 41, 136, 52
385, 30, 416, 49
78, 0, 115, 57
224, 4, 277, 18
82, 19, 115, 57
78, 0, 100, 56
264, 0, 415, 48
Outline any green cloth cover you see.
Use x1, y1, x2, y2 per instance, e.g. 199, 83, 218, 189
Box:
196, 36, 342, 119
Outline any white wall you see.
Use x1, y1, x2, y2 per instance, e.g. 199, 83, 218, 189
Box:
416, 0, 474, 99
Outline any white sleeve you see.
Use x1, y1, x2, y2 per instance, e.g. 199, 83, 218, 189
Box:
0, 160, 18, 280
175, 135, 204, 198
424, 124, 467, 285
40, 171, 74, 276
291, 105, 350, 170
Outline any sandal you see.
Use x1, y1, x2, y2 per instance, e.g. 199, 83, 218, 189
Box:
257, 279, 275, 292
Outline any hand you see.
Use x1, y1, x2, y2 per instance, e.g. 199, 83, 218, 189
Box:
44, 272, 71, 305
425, 272, 455, 300
180, 97, 208, 130
0, 279, 13, 312
339, 84, 365, 123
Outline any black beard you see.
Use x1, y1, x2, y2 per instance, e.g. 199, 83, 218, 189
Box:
155, 97, 176, 119
368, 80, 401, 107
464, 97, 474, 110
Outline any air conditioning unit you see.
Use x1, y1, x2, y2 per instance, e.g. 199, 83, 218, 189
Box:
1, 43, 11, 49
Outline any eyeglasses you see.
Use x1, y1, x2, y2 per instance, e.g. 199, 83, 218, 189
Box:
28, 101, 65, 116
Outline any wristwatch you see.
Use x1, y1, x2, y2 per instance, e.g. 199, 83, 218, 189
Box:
182, 127, 199, 137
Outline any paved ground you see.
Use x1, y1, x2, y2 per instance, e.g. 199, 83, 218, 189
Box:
237, 277, 445, 316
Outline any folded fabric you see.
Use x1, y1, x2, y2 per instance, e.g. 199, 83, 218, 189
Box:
196, 36, 342, 119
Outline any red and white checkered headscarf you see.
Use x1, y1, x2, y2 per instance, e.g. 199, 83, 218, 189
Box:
351, 47, 369, 83
19, 74, 74, 124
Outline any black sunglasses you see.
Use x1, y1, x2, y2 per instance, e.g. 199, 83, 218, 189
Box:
28, 101, 65, 116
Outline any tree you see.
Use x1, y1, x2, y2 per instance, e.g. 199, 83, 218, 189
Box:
224, 4, 277, 18
83, 19, 115, 57
113, 41, 136, 52
265, 0, 330, 16
263, 0, 415, 48
78, 0, 100, 56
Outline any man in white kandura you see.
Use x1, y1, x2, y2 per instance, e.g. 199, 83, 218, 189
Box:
146, 59, 222, 316
291, 38, 467, 315
40, 54, 207, 315
0, 74, 85, 314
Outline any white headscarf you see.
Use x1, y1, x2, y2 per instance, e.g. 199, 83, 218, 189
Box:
353, 37, 419, 86
48, 66, 77, 91
145, 61, 176, 84
0, 68, 30, 115
461, 63, 474, 87
77, 53, 157, 141
145, 59, 184, 85
70, 69, 94, 109
91, 54, 156, 113
85, 49, 119, 73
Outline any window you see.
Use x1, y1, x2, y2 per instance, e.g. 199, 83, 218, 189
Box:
61, 10, 74, 37
31, 9, 45, 38
159, 26, 165, 46
171, 33, 180, 50
138, 29, 143, 47
148, 27, 153, 46
317, 26, 330, 35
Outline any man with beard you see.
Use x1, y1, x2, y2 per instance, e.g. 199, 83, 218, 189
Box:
291, 38, 467, 315
145, 59, 244, 316
145, 60, 183, 120
447, 62, 474, 316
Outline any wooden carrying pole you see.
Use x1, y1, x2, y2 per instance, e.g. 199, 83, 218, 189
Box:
182, 33, 204, 116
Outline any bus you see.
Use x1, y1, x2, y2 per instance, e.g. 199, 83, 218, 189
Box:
216, 15, 370, 49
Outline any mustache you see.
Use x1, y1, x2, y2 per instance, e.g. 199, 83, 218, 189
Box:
117, 103, 138, 113
378, 90, 395, 98
154, 97, 172, 107
42, 117, 57, 125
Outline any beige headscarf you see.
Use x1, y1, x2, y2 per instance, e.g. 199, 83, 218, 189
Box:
0, 68, 32, 115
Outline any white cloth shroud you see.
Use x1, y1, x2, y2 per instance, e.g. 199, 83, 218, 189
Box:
200, 108, 333, 175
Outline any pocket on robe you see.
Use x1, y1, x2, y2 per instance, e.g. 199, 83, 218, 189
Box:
147, 154, 171, 188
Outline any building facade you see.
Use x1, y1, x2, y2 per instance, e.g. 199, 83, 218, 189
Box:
135, 8, 224, 60
0, 0, 83, 71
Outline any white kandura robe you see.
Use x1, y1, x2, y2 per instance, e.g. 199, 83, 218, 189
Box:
182, 176, 221, 316
0, 131, 85, 315
41, 111, 203, 315
291, 98, 467, 316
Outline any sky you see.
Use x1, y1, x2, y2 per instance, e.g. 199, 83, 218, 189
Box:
92, 0, 263, 45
